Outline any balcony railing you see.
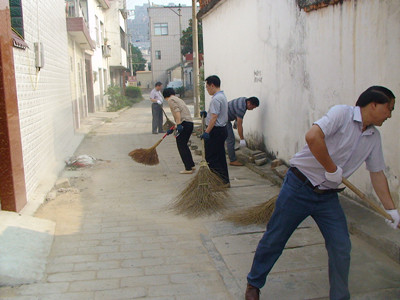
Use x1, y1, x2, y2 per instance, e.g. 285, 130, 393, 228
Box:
66, 0, 88, 26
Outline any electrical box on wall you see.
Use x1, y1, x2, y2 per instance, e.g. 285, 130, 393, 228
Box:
34, 42, 44, 70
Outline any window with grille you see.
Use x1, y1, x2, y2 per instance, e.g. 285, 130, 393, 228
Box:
9, 0, 24, 39
155, 50, 161, 60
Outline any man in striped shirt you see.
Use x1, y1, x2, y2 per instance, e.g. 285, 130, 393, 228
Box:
227, 97, 259, 166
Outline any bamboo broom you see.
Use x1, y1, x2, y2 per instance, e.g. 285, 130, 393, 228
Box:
222, 194, 278, 226
342, 177, 400, 229
168, 116, 230, 218
223, 176, 399, 227
128, 126, 174, 166
162, 107, 175, 132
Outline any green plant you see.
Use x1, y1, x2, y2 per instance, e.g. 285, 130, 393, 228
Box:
125, 86, 142, 99
105, 85, 128, 111
125, 86, 143, 105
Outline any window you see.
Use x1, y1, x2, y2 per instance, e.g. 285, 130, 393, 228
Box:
120, 27, 126, 50
95, 15, 100, 47
9, 0, 24, 38
155, 50, 161, 60
154, 23, 168, 36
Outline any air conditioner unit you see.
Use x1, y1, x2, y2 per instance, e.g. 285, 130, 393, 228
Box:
102, 45, 111, 57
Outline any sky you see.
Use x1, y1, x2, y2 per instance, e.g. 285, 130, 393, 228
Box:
126, 0, 195, 8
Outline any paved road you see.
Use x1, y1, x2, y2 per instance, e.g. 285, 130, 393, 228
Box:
1, 99, 399, 299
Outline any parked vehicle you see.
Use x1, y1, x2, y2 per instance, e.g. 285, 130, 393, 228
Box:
166, 80, 183, 89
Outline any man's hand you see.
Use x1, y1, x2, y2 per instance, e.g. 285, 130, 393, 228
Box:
200, 111, 207, 118
239, 139, 246, 147
166, 128, 174, 135
157, 99, 162, 105
200, 132, 210, 141
177, 124, 183, 133
385, 209, 400, 229
325, 166, 343, 184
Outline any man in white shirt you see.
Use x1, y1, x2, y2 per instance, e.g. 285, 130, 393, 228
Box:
246, 86, 398, 300
149, 82, 164, 134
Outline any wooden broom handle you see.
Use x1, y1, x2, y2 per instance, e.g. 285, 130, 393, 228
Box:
342, 177, 399, 228
161, 107, 169, 120
200, 116, 206, 160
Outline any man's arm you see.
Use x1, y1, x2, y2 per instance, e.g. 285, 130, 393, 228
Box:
305, 124, 337, 173
205, 113, 218, 134
236, 117, 244, 140
370, 171, 396, 210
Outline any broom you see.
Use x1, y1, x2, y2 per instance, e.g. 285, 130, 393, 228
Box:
168, 116, 230, 218
223, 175, 400, 227
222, 194, 278, 226
342, 177, 400, 229
128, 126, 174, 166
162, 107, 175, 132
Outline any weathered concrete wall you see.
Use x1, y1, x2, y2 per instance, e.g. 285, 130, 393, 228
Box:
13, 0, 83, 212
201, 0, 400, 205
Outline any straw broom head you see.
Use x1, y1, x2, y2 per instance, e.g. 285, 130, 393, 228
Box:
128, 138, 163, 166
222, 195, 278, 226
169, 160, 230, 218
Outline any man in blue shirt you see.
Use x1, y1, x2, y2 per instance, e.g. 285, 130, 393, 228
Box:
227, 97, 259, 166
200, 75, 230, 186
245, 86, 399, 300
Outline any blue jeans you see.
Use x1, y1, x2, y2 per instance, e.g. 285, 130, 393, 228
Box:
247, 169, 351, 300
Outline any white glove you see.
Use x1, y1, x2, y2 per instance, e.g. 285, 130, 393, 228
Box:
239, 139, 246, 147
385, 209, 400, 229
157, 99, 162, 105
324, 166, 343, 184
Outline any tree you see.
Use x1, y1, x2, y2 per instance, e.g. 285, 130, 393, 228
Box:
180, 19, 203, 56
129, 44, 146, 75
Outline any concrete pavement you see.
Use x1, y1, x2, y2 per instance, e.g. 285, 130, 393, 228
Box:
1, 98, 399, 299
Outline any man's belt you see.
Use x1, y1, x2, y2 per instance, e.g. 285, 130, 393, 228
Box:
289, 167, 345, 195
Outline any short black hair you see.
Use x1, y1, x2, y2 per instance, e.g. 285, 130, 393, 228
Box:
355, 89, 391, 107
205, 75, 221, 87
364, 86, 395, 100
246, 97, 259, 107
155, 82, 162, 87
162, 87, 175, 98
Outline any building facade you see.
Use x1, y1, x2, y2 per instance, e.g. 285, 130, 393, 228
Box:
148, 5, 192, 86
0, 0, 127, 212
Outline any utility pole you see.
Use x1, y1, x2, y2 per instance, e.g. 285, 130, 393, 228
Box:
192, 0, 199, 117
178, 4, 184, 94
130, 43, 134, 76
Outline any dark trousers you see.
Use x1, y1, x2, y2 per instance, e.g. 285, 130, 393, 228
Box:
176, 121, 195, 171
204, 126, 229, 184
247, 169, 351, 300
151, 103, 163, 133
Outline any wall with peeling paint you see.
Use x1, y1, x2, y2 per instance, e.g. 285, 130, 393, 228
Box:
201, 0, 400, 206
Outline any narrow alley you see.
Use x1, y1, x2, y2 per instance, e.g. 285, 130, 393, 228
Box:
1, 99, 399, 300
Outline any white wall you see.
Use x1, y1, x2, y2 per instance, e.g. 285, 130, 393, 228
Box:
13, 0, 84, 212
201, 0, 400, 206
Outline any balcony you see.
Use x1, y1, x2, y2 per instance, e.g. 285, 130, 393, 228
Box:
66, 0, 95, 50
67, 18, 95, 50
